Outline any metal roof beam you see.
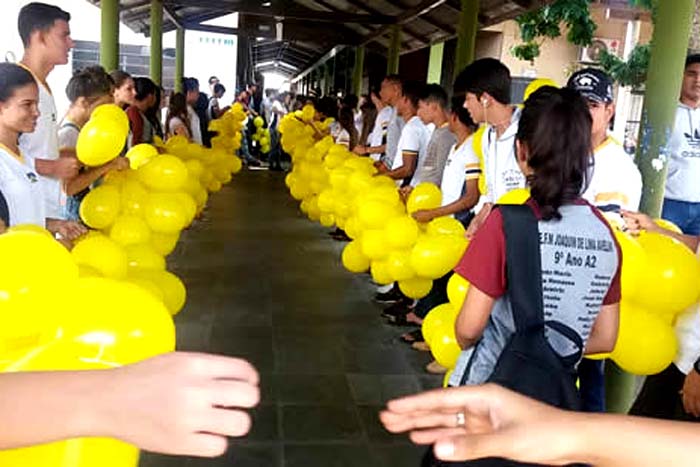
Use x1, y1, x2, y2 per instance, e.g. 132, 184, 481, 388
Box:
359, 0, 448, 46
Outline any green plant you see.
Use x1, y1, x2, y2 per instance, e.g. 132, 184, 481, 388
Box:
599, 44, 651, 88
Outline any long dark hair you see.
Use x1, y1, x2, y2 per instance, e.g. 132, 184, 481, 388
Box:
359, 98, 377, 146
516, 86, 592, 221
166, 92, 190, 137
0, 63, 36, 103
338, 106, 358, 150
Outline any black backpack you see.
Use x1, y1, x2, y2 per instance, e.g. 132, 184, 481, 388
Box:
445, 204, 584, 467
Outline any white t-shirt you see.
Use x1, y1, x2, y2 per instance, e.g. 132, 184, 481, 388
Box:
665, 103, 700, 202
582, 136, 642, 211
167, 116, 189, 139
441, 136, 482, 209
390, 116, 432, 185
336, 128, 351, 148
58, 120, 80, 151
18, 77, 63, 219
354, 109, 363, 136
187, 106, 203, 145
0, 145, 45, 227
369, 106, 393, 162
480, 107, 526, 203
675, 244, 700, 374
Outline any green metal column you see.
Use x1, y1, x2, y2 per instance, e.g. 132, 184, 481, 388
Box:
150, 0, 163, 86
427, 42, 444, 84
387, 24, 401, 75
454, 0, 479, 80
352, 46, 365, 96
100, 0, 120, 71
175, 27, 185, 93
324, 62, 332, 96
605, 0, 695, 415
636, 0, 695, 217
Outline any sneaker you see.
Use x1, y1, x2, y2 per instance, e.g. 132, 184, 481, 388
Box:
374, 287, 403, 303
426, 360, 448, 374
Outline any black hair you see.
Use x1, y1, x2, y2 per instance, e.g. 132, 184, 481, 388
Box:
208, 76, 219, 84
400, 80, 425, 109
338, 106, 358, 150
183, 77, 199, 93
454, 58, 511, 105
686, 54, 700, 68
0, 63, 36, 103
213, 83, 226, 95
18, 2, 71, 48
343, 94, 359, 109
516, 86, 592, 221
166, 92, 190, 137
66, 66, 114, 103
110, 70, 132, 89
316, 96, 337, 120
134, 77, 157, 101
450, 95, 477, 131
420, 83, 448, 108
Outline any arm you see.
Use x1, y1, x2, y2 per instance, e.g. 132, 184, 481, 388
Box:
465, 203, 493, 238
381, 383, 700, 467
355, 144, 387, 155
584, 303, 619, 354
0, 352, 259, 457
622, 210, 699, 251
35, 157, 80, 180
64, 157, 129, 196
454, 286, 496, 349
413, 179, 480, 223
385, 152, 417, 180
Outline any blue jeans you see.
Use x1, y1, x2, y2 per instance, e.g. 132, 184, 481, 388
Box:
578, 358, 605, 412
662, 198, 700, 235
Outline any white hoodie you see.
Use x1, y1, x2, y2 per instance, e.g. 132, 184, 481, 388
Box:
665, 103, 700, 202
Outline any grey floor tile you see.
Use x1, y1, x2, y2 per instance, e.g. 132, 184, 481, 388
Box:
281, 406, 363, 442
284, 444, 379, 467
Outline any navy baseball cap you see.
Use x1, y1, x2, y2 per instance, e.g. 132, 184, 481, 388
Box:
567, 68, 614, 103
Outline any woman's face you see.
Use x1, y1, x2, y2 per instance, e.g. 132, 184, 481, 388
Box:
114, 78, 136, 107
0, 83, 40, 134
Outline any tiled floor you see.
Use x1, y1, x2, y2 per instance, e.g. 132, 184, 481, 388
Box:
139, 170, 440, 467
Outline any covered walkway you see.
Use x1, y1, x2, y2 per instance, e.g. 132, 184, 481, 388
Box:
141, 170, 439, 467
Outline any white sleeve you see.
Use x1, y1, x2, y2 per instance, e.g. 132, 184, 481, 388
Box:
400, 124, 422, 154
58, 127, 79, 150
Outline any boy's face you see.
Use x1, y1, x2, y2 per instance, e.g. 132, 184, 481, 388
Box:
463, 92, 485, 124
682, 63, 700, 103
38, 19, 74, 66
587, 100, 614, 140
417, 100, 433, 124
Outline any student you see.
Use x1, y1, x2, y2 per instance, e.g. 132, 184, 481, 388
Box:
382, 81, 432, 187
165, 92, 191, 140
358, 96, 377, 148
357, 90, 391, 162
409, 84, 457, 187
456, 59, 527, 236
662, 54, 700, 235
110, 70, 136, 110
0, 351, 260, 458
567, 68, 642, 212
59, 66, 129, 220
356, 76, 404, 167
145, 85, 164, 140
336, 106, 358, 150
208, 83, 226, 120
567, 68, 642, 413
0, 62, 84, 240
448, 87, 620, 401
17, 2, 80, 222
622, 210, 700, 422
208, 75, 219, 95
381, 383, 700, 467
184, 77, 203, 145
126, 77, 157, 146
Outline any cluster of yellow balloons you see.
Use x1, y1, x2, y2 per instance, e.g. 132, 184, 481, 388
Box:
209, 102, 246, 153
279, 107, 469, 300
252, 116, 271, 154
76, 104, 130, 166
0, 103, 248, 466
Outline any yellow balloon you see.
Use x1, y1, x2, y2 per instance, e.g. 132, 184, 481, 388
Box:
317, 190, 336, 213
80, 185, 121, 229
411, 235, 468, 279
398, 277, 433, 299
422, 303, 457, 345
109, 215, 152, 246
406, 183, 442, 214
385, 216, 420, 250
126, 275, 165, 302
0, 231, 77, 303
443, 369, 454, 388
126, 144, 159, 170
120, 179, 150, 216
387, 250, 416, 281
125, 243, 166, 270
523, 78, 558, 102
447, 273, 471, 310
497, 188, 531, 205
611, 302, 678, 375
78, 264, 102, 278
361, 229, 389, 260
130, 270, 187, 315
342, 240, 371, 273
320, 213, 335, 227
71, 233, 128, 279
101, 168, 129, 188
7, 223, 54, 238
614, 229, 644, 299
344, 216, 361, 240
426, 217, 466, 237
185, 159, 205, 179
632, 232, 700, 317
137, 154, 189, 192
76, 117, 127, 167
170, 192, 197, 225
144, 193, 188, 233
91, 103, 129, 135
370, 260, 394, 285
358, 200, 397, 230
654, 218, 683, 234
150, 231, 180, 256
430, 321, 461, 368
